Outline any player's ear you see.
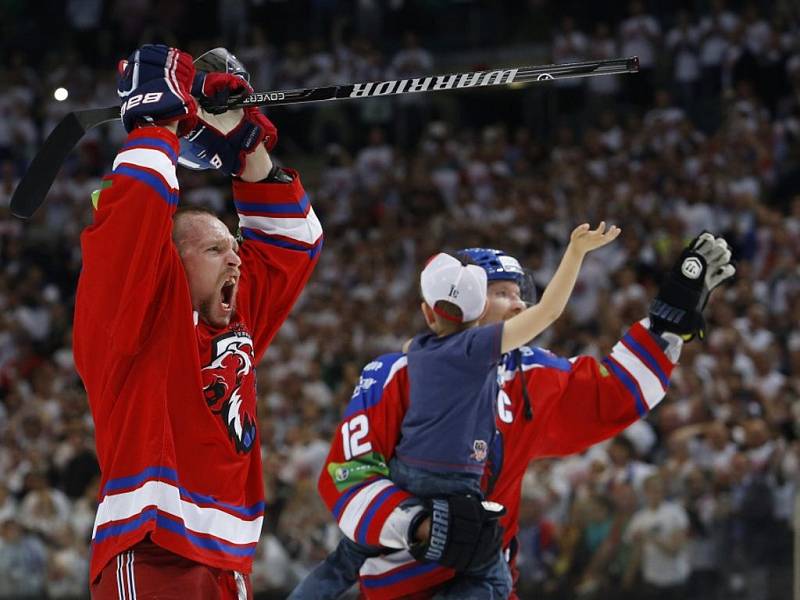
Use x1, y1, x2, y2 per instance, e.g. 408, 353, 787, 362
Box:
477, 299, 489, 321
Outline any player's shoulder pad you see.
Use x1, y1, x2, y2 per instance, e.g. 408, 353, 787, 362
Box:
501, 345, 572, 376
343, 352, 407, 418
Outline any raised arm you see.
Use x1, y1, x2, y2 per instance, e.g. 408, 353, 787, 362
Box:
501, 222, 620, 353
505, 320, 678, 459
75, 45, 202, 364
502, 233, 735, 459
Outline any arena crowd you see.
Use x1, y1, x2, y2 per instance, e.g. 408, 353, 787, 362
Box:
0, 1, 798, 598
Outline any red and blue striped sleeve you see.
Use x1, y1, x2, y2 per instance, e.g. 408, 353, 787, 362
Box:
505, 320, 676, 459
232, 169, 323, 361
75, 126, 181, 359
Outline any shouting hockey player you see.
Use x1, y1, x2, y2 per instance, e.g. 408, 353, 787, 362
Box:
294, 234, 733, 599
74, 45, 322, 599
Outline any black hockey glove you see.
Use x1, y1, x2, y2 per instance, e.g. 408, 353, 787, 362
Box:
408, 495, 506, 572
649, 232, 735, 341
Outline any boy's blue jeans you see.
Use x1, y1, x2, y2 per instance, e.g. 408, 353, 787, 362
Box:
287, 458, 511, 599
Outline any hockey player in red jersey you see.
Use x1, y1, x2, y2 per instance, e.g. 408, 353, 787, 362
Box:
298, 236, 733, 599
73, 45, 322, 599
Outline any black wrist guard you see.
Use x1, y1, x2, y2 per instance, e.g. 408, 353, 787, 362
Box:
263, 164, 293, 183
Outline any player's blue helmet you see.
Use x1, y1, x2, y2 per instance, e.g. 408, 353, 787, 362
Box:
457, 248, 537, 304
178, 47, 250, 171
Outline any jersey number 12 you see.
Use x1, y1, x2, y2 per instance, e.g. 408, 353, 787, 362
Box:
341, 414, 372, 459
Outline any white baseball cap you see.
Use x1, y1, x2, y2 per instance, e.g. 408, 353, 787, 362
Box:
420, 253, 488, 323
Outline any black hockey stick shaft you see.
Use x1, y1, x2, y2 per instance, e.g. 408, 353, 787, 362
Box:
10, 56, 637, 219
232, 56, 639, 108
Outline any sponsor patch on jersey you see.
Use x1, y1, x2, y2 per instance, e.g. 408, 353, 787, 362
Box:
327, 452, 390, 492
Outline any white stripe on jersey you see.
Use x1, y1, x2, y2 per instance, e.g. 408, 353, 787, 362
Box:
610, 341, 665, 409
113, 148, 179, 190
93, 480, 263, 546
238, 208, 323, 246
360, 549, 417, 577
338, 479, 395, 540
383, 356, 408, 388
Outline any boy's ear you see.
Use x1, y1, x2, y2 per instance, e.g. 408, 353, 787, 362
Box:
421, 301, 436, 328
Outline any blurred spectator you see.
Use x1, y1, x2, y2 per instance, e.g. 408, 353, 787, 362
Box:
0, 518, 47, 598
515, 493, 559, 595
587, 23, 621, 106
623, 473, 690, 599
18, 472, 72, 545
44, 526, 89, 598
552, 16, 588, 115
618, 0, 661, 107
389, 32, 434, 149
666, 11, 701, 113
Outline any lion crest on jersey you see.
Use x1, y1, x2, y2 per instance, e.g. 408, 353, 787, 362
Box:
202, 330, 257, 453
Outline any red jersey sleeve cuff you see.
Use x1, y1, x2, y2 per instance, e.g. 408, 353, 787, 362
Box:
232, 168, 308, 216
233, 169, 323, 252
123, 126, 180, 165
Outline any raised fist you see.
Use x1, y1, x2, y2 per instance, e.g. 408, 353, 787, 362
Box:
117, 45, 198, 135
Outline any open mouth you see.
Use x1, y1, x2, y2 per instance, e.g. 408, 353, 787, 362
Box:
220, 277, 236, 311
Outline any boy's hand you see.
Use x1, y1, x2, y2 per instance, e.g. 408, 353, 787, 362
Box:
568, 221, 621, 255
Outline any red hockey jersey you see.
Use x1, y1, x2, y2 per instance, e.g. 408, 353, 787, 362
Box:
73, 127, 322, 582
317, 322, 675, 598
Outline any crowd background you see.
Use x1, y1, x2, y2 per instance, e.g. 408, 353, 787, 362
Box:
0, 0, 799, 598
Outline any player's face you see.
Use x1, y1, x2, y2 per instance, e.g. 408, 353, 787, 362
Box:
481, 280, 526, 325
175, 214, 241, 329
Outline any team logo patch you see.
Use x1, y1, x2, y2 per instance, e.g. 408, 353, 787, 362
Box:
471, 440, 488, 462
202, 330, 257, 453
681, 257, 703, 279
335, 467, 350, 482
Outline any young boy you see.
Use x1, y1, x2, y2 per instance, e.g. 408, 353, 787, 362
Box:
392, 222, 620, 597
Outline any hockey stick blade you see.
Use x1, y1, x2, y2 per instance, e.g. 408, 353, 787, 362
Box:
10, 107, 118, 219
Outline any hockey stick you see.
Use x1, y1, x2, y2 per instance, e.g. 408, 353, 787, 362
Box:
10, 56, 637, 218
231, 56, 639, 109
